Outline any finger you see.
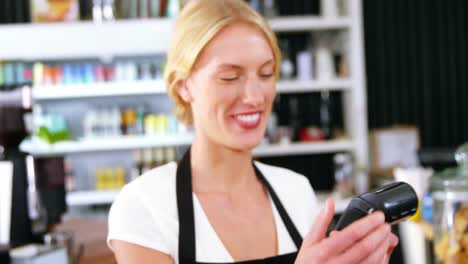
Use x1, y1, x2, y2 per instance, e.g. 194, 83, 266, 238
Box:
389, 233, 399, 247
333, 223, 391, 263
321, 211, 385, 254
383, 254, 389, 264
303, 198, 335, 246
329, 230, 339, 237
360, 236, 389, 264
387, 233, 399, 256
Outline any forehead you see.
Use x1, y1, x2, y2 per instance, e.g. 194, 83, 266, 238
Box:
194, 22, 274, 69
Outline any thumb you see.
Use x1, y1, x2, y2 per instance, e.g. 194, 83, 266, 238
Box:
303, 198, 335, 246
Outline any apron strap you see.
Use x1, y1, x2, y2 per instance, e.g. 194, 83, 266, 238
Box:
177, 149, 196, 263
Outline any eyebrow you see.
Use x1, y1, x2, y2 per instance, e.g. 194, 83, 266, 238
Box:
216, 59, 275, 71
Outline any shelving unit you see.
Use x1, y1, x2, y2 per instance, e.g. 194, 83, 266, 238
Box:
31, 78, 351, 101
20, 134, 353, 158
0, 18, 173, 60
19, 133, 195, 157
253, 139, 354, 158
276, 79, 352, 94
32, 80, 167, 100
2, 0, 369, 208
268, 16, 351, 32
0, 16, 349, 60
67, 190, 120, 206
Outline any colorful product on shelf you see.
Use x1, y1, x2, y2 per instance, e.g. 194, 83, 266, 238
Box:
30, 0, 80, 23
132, 147, 177, 179
95, 166, 126, 190
33, 106, 71, 144
0, 62, 33, 90
299, 127, 325, 142
30, 59, 164, 86
83, 105, 180, 138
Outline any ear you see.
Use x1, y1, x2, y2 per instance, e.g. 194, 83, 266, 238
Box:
176, 79, 193, 103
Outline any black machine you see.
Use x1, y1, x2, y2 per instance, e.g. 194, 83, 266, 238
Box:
0, 88, 66, 258
334, 182, 418, 230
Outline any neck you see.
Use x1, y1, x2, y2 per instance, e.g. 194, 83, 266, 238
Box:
190, 135, 258, 194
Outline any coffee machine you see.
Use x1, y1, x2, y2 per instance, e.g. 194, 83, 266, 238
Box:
1, 86, 69, 262
0, 89, 36, 247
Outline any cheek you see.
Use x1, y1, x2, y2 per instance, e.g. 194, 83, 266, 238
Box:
263, 81, 277, 106
192, 82, 239, 118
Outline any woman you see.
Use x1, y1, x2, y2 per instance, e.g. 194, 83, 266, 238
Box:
107, 0, 398, 263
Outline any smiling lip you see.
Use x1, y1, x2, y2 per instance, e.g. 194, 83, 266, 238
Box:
231, 111, 262, 130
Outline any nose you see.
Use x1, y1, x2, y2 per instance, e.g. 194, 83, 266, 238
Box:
242, 76, 264, 107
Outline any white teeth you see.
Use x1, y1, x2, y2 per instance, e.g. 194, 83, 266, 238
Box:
236, 113, 260, 123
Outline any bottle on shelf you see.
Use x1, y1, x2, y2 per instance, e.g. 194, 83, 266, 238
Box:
114, 167, 126, 189
263, 0, 277, 18
92, 0, 104, 22
139, 0, 149, 18
153, 147, 165, 167
288, 96, 300, 141
320, 91, 332, 139
266, 112, 278, 143
296, 50, 314, 81
166, 0, 180, 18
315, 35, 336, 81
280, 40, 294, 80
321, 0, 338, 18
31, 58, 165, 87
64, 157, 76, 192
333, 153, 354, 198
141, 148, 154, 174
131, 149, 143, 181
150, 0, 160, 17
136, 106, 145, 135
103, 0, 116, 20
95, 165, 126, 191
165, 147, 177, 163
248, 0, 261, 13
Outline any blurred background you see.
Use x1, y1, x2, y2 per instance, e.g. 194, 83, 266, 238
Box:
0, 0, 467, 263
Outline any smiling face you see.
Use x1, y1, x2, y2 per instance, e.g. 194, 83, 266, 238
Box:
179, 22, 277, 152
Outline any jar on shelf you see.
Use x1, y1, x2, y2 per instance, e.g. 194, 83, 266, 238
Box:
432, 142, 468, 264
333, 153, 354, 198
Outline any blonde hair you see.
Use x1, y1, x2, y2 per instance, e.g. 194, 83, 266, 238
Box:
164, 0, 281, 125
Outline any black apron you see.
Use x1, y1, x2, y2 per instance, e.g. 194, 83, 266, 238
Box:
176, 149, 303, 264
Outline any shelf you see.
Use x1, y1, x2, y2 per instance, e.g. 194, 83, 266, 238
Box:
31, 79, 351, 100
0, 16, 350, 60
32, 80, 166, 100
253, 139, 355, 158
276, 79, 351, 94
0, 18, 173, 60
67, 189, 350, 213
67, 189, 120, 206
20, 134, 354, 158
19, 133, 194, 157
268, 16, 351, 32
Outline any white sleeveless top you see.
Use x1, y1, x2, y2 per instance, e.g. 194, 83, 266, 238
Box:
107, 161, 320, 263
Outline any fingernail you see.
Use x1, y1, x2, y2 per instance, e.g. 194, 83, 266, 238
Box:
375, 211, 385, 222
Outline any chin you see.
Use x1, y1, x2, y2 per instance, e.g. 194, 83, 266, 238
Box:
225, 133, 264, 153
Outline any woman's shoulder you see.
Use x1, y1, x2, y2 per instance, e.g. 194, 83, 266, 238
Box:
108, 162, 179, 256
113, 161, 179, 210
129, 161, 178, 190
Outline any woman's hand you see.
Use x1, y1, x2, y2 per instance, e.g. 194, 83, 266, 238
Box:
295, 198, 399, 264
